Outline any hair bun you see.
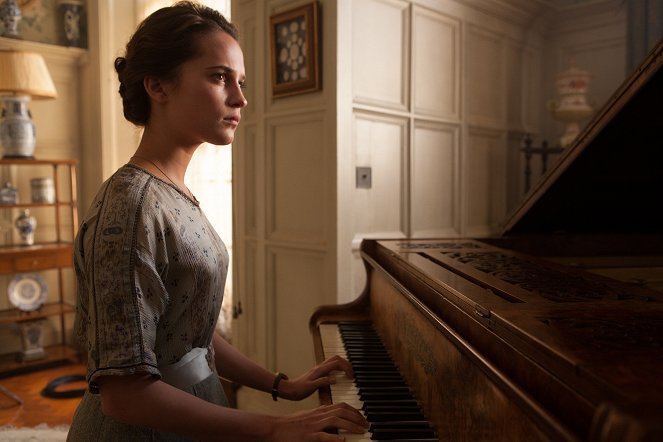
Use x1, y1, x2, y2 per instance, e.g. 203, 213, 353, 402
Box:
114, 57, 127, 74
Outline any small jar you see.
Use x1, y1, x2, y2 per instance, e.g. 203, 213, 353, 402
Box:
0, 181, 18, 205
15, 209, 36, 246
31, 177, 55, 203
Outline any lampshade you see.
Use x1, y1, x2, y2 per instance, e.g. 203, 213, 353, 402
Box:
0, 50, 57, 99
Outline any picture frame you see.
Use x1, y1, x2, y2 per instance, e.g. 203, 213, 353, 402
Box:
270, 2, 320, 98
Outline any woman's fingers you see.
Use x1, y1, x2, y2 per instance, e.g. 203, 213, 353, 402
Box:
318, 403, 369, 432
312, 355, 354, 379
285, 355, 356, 400
273, 403, 369, 441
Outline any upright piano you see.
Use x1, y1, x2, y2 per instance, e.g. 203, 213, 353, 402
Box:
310, 40, 663, 441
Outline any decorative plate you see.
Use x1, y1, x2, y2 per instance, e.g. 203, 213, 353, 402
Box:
8, 273, 48, 312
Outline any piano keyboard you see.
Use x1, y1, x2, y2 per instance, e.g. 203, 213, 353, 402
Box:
320, 321, 438, 441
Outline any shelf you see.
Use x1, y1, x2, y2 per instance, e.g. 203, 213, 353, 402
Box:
0, 344, 80, 380
0, 158, 78, 166
0, 36, 87, 57
0, 243, 73, 274
0, 302, 75, 325
0, 202, 76, 209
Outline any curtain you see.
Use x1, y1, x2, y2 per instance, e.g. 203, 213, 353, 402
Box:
626, 0, 663, 72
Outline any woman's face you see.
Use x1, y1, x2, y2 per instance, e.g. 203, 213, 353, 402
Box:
161, 30, 247, 147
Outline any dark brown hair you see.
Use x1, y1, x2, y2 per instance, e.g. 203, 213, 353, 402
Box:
114, 1, 239, 126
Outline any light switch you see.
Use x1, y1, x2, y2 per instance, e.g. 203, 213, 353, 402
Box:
356, 167, 372, 189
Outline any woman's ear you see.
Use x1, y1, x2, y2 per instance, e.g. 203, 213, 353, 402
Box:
143, 76, 168, 102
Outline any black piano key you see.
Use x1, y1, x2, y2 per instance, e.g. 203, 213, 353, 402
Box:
346, 351, 392, 357
363, 401, 422, 409
370, 421, 433, 430
355, 379, 407, 388
368, 421, 433, 437
354, 371, 404, 378
351, 364, 400, 371
370, 428, 437, 440
365, 411, 426, 422
370, 439, 438, 442
363, 402, 423, 413
355, 376, 404, 382
359, 386, 411, 394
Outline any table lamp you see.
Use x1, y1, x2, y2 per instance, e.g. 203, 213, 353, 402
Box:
0, 50, 57, 159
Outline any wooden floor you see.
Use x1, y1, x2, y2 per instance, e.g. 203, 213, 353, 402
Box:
0, 363, 86, 428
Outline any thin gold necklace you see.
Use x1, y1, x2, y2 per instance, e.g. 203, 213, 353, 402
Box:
131, 155, 197, 202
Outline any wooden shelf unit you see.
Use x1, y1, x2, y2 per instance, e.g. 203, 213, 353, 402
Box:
0, 159, 80, 376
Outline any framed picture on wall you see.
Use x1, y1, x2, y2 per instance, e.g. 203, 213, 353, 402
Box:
269, 1, 320, 98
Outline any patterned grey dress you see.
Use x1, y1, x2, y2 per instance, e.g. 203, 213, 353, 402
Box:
67, 165, 229, 441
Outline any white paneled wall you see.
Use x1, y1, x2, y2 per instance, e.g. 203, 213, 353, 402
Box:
232, 0, 338, 414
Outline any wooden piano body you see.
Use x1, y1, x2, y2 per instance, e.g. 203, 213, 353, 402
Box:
310, 39, 663, 441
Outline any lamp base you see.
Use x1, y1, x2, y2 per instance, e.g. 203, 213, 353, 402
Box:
0, 95, 36, 159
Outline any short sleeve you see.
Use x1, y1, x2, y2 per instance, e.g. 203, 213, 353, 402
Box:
75, 169, 168, 389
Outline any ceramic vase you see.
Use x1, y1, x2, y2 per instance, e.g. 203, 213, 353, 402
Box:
0, 181, 18, 205
547, 59, 593, 148
0, 0, 21, 39
0, 96, 36, 158
15, 209, 36, 246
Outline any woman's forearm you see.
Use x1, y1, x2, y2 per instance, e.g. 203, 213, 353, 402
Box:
212, 333, 277, 394
98, 373, 275, 442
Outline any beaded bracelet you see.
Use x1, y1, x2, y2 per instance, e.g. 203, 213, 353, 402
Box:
271, 372, 288, 401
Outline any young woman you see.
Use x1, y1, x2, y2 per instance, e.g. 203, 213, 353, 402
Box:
66, 2, 367, 441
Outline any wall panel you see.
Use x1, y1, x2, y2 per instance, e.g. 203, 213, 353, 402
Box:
412, 6, 460, 120
411, 121, 459, 237
465, 127, 507, 235
352, 111, 408, 237
352, 0, 409, 110
268, 247, 327, 374
466, 26, 504, 129
267, 114, 327, 244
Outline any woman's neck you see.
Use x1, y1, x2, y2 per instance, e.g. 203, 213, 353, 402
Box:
132, 129, 198, 182
129, 129, 200, 201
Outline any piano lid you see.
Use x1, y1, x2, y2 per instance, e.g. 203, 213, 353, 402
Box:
503, 37, 663, 236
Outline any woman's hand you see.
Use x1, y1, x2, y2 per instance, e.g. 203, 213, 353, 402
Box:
278, 355, 354, 401
271, 402, 368, 442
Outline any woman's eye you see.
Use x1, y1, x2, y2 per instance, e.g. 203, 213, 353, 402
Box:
212, 73, 226, 81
